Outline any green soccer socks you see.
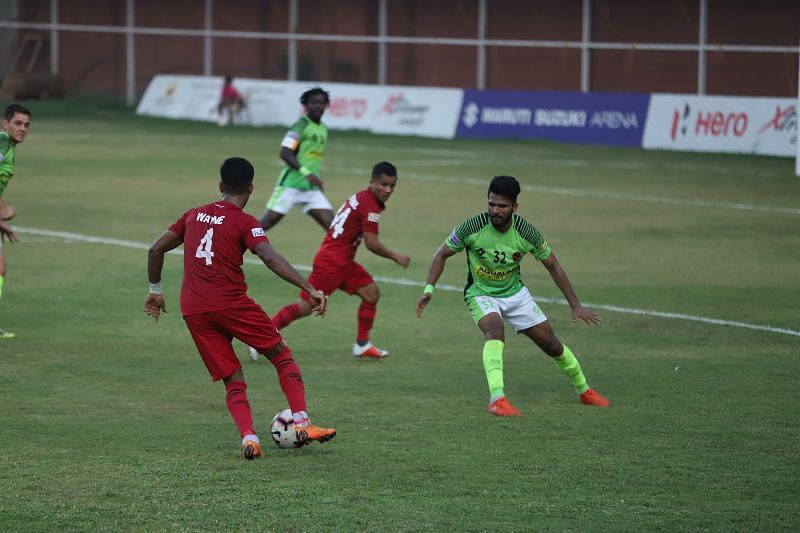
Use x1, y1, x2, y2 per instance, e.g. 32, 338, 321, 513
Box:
553, 344, 590, 394
483, 339, 505, 401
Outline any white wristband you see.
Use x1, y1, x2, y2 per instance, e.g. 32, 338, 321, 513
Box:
149, 282, 162, 295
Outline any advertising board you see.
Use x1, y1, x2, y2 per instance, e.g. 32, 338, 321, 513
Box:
643, 94, 796, 157
136, 75, 462, 139
456, 90, 650, 147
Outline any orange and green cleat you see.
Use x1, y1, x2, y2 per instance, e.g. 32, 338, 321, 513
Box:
242, 435, 262, 460
579, 388, 610, 408
487, 397, 522, 417
295, 424, 337, 445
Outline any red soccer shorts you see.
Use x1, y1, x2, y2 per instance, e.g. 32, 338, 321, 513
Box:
183, 299, 282, 381
300, 259, 374, 302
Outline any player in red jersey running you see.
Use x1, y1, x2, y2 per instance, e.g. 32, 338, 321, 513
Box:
266, 161, 410, 359
144, 157, 336, 459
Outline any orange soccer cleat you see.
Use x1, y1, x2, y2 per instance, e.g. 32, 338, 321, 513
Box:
487, 397, 522, 417
579, 388, 611, 408
352, 342, 389, 359
295, 423, 337, 445
242, 435, 262, 460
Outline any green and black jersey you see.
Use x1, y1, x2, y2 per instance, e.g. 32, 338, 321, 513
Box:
0, 131, 16, 197
445, 213, 551, 299
276, 115, 328, 191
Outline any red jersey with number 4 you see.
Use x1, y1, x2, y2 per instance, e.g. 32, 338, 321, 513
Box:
315, 188, 384, 266
168, 200, 269, 316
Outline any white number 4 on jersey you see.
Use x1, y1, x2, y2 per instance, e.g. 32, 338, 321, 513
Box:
196, 228, 215, 265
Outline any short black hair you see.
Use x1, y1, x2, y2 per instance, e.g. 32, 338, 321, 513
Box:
488, 175, 521, 203
4, 103, 31, 121
219, 157, 254, 194
371, 161, 397, 179
300, 87, 330, 105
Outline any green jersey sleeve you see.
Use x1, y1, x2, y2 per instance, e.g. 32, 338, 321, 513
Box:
445, 213, 490, 252
0, 132, 15, 197
0, 133, 11, 158
288, 116, 308, 136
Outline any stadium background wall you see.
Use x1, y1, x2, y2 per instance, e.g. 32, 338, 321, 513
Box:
0, 0, 798, 101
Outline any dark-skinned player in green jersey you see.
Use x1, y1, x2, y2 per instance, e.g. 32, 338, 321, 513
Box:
258, 87, 334, 232
250, 87, 336, 362
416, 175, 609, 416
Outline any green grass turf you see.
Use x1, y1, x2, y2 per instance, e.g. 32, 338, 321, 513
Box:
0, 99, 798, 530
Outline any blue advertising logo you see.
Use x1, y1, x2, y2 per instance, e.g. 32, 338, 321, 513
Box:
462, 102, 480, 128
457, 90, 650, 147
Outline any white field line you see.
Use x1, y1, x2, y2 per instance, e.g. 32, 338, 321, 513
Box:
15, 226, 800, 339
334, 140, 796, 211
396, 156, 783, 176
342, 142, 790, 177
518, 183, 800, 215
397, 171, 800, 216
329, 165, 800, 215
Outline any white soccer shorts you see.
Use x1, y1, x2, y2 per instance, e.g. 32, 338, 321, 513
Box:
467, 286, 548, 332
266, 186, 332, 215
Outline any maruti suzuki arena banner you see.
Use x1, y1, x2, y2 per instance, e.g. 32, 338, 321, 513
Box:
456, 90, 650, 147
643, 94, 796, 157
136, 75, 462, 138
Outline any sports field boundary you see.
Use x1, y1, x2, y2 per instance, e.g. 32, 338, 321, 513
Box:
13, 225, 800, 339
394, 170, 800, 216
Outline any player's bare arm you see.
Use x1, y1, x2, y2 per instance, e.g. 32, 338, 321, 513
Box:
280, 145, 323, 190
0, 219, 17, 243
363, 232, 410, 268
0, 198, 15, 221
416, 243, 458, 318
254, 241, 327, 317
144, 230, 183, 322
540, 253, 600, 325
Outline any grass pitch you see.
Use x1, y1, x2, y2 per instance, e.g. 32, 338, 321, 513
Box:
0, 100, 798, 531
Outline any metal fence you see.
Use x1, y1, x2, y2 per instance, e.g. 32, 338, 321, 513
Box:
0, 0, 797, 104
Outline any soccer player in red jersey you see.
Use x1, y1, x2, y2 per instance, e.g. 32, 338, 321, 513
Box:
144, 157, 336, 459
268, 161, 410, 359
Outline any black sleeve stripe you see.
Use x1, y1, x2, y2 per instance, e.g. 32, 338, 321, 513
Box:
513, 215, 544, 247
455, 212, 490, 238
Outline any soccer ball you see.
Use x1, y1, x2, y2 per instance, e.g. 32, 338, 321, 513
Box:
270, 408, 300, 448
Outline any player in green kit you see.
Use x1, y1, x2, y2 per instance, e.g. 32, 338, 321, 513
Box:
0, 103, 32, 339
416, 175, 609, 416
258, 87, 334, 232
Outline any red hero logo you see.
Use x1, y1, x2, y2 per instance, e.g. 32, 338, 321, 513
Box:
671, 103, 748, 140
